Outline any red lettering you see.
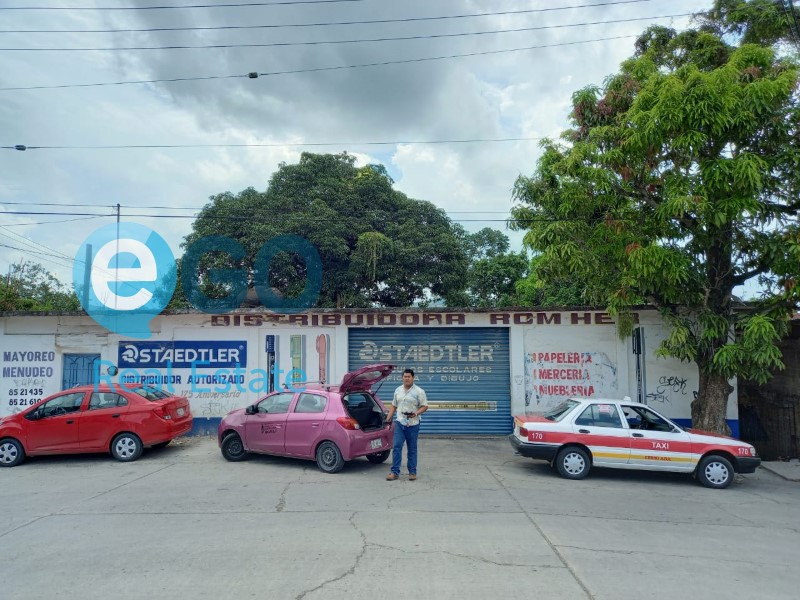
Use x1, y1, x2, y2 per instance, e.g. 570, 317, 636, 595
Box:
423, 314, 442, 325
491, 313, 510, 325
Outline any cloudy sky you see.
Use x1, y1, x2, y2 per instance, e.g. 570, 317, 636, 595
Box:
0, 0, 703, 290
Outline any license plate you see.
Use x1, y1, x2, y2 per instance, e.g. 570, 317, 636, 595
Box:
177, 408, 185, 417
370, 438, 383, 450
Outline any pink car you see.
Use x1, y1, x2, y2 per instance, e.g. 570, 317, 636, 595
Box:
218, 364, 395, 473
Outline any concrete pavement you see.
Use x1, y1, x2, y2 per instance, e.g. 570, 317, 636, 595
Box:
760, 458, 800, 482
2, 436, 799, 600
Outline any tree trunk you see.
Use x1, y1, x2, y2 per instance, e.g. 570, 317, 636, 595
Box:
691, 368, 733, 435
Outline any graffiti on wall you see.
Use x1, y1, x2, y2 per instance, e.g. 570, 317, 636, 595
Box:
524, 350, 618, 411
646, 375, 689, 404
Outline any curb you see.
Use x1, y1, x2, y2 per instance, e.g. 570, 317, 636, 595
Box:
759, 463, 800, 482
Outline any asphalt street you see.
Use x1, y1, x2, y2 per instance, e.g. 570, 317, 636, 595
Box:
2, 436, 799, 600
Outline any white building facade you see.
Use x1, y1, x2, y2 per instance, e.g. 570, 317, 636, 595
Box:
0, 308, 740, 436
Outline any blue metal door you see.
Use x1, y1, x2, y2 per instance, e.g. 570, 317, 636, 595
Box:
62, 354, 100, 389
349, 328, 511, 434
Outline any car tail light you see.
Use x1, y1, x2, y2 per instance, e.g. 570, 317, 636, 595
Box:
155, 405, 172, 420
519, 426, 529, 437
336, 417, 360, 430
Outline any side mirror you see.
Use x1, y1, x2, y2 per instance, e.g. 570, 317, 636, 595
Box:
245, 405, 256, 415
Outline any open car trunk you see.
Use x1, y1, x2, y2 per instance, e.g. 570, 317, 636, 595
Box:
343, 392, 386, 431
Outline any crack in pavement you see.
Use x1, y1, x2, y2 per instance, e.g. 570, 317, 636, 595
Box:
486, 465, 596, 600
78, 463, 177, 504
553, 544, 800, 567
295, 512, 367, 600
365, 541, 559, 569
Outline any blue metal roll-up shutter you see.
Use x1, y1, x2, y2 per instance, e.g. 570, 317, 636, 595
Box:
348, 327, 511, 434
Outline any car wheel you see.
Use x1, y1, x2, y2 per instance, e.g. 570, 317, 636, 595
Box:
0, 438, 25, 467
221, 433, 248, 462
697, 454, 734, 489
316, 441, 345, 474
366, 450, 390, 464
110, 433, 143, 462
555, 446, 591, 480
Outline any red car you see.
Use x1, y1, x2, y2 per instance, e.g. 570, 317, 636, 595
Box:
0, 385, 193, 466
218, 363, 395, 473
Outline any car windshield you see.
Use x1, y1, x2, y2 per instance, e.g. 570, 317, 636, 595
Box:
132, 386, 171, 401
543, 399, 580, 421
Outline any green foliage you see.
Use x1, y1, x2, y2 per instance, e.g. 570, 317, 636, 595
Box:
183, 153, 468, 308
509, 4, 800, 431
0, 261, 79, 312
442, 228, 529, 307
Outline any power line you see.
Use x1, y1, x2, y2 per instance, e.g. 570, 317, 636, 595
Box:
0, 215, 110, 226
0, 200, 519, 214
0, 1, 661, 34
0, 0, 370, 11
0, 13, 692, 51
0, 208, 619, 224
0, 34, 636, 91
4, 136, 547, 151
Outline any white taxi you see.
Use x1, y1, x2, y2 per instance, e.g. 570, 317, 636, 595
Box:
510, 398, 760, 489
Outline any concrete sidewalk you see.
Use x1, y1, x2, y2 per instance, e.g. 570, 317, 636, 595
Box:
760, 459, 800, 482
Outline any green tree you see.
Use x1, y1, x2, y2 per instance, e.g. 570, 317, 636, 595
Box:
446, 227, 529, 307
0, 261, 80, 311
510, 1, 800, 434
183, 153, 468, 308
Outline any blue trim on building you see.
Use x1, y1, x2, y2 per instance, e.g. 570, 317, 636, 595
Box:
188, 417, 222, 436
673, 418, 740, 439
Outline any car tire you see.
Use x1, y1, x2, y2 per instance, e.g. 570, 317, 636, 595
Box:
221, 432, 248, 462
110, 433, 143, 462
366, 450, 390, 464
697, 454, 734, 489
555, 446, 591, 480
0, 438, 25, 467
316, 441, 345, 474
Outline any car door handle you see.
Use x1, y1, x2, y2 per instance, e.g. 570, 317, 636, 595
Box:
578, 429, 590, 434
311, 423, 320, 427
632, 433, 644, 438
66, 420, 75, 424
112, 414, 121, 418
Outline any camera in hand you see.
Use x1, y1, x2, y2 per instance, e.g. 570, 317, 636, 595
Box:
403, 412, 415, 418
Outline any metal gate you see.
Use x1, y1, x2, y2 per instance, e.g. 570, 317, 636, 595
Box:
348, 327, 511, 434
62, 354, 100, 389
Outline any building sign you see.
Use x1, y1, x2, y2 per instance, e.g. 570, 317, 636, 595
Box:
0, 344, 59, 417
210, 311, 632, 327
348, 327, 511, 434
118, 340, 246, 370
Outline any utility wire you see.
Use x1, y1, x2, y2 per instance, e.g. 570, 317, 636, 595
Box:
0, 215, 109, 226
0, 0, 661, 33
3, 136, 547, 150
0, 34, 636, 91
0, 201, 515, 214
0, 13, 692, 51
0, 209, 619, 224
0, 0, 371, 11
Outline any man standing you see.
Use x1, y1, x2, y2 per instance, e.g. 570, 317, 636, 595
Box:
385, 368, 428, 481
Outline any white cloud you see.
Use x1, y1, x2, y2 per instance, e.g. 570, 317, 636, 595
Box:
0, 0, 705, 284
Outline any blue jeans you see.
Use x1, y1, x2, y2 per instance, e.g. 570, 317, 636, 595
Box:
391, 422, 420, 475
